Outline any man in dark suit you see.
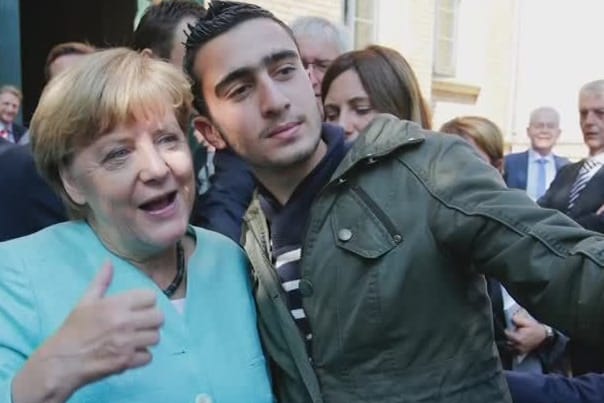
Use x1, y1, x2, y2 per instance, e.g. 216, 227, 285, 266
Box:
506, 371, 604, 403
504, 106, 569, 200
0, 85, 27, 144
0, 138, 66, 241
538, 79, 604, 375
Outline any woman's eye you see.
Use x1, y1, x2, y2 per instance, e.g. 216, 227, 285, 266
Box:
355, 107, 373, 116
104, 148, 129, 163
158, 134, 180, 144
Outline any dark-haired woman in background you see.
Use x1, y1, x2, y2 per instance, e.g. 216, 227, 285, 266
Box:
321, 44, 431, 142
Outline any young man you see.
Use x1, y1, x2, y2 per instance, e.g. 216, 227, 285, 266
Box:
185, 2, 604, 402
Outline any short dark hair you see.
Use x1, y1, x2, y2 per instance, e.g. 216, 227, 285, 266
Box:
44, 42, 95, 81
184, 0, 294, 117
133, 0, 205, 61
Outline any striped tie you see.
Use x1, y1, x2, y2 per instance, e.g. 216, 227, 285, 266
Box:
568, 159, 600, 211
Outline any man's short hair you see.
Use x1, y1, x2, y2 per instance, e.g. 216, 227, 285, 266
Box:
290, 16, 349, 54
44, 42, 96, 81
184, 0, 295, 118
580, 79, 604, 97
0, 85, 23, 102
133, 0, 206, 61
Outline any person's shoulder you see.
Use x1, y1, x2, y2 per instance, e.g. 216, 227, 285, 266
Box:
191, 225, 244, 253
0, 221, 88, 258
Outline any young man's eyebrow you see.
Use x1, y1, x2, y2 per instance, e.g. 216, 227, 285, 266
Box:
214, 49, 299, 97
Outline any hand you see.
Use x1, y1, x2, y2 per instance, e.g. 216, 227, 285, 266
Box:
505, 310, 547, 355
12, 262, 164, 403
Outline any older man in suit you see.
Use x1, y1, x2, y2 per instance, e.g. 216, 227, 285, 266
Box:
538, 79, 604, 375
0, 138, 66, 241
504, 107, 569, 200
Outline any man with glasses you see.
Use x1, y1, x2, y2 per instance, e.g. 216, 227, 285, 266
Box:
290, 16, 349, 102
504, 106, 569, 200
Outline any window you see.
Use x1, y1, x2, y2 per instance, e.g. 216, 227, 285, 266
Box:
433, 0, 460, 77
344, 0, 376, 49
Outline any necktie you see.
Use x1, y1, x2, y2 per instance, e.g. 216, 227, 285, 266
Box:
535, 158, 547, 200
568, 159, 600, 211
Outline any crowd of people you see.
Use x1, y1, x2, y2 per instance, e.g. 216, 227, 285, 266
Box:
2, 1, 604, 402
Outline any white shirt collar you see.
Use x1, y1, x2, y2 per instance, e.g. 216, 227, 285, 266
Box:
528, 148, 554, 163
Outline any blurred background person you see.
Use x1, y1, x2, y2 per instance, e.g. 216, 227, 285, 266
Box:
0, 137, 66, 241
321, 44, 431, 142
0, 48, 272, 403
441, 116, 569, 375
504, 107, 569, 200
0, 85, 26, 144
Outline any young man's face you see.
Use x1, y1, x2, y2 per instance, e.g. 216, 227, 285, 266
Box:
193, 18, 322, 170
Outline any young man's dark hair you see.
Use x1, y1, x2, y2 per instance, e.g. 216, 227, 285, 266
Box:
184, 0, 295, 117
133, 0, 205, 61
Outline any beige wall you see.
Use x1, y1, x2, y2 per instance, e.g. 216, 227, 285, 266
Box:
249, 0, 343, 25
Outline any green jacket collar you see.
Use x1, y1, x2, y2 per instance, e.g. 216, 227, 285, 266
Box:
331, 114, 426, 182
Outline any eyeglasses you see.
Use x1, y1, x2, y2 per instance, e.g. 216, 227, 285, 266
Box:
302, 59, 332, 74
529, 123, 558, 130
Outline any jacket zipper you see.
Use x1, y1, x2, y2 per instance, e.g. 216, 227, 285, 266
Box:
350, 185, 400, 238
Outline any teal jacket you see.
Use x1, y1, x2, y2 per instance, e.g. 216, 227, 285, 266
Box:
242, 116, 604, 403
0, 221, 274, 403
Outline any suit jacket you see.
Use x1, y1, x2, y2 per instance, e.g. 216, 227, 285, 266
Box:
538, 159, 604, 233
538, 160, 604, 374
0, 222, 274, 403
504, 150, 569, 190
12, 123, 27, 144
506, 371, 604, 403
0, 138, 67, 241
487, 278, 568, 373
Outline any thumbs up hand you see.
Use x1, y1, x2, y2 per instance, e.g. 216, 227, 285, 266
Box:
12, 262, 165, 402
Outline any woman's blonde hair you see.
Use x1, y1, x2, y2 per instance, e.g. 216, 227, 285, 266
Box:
30, 47, 193, 219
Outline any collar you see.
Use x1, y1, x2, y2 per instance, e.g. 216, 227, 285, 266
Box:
528, 148, 554, 163
589, 152, 604, 164
331, 114, 425, 181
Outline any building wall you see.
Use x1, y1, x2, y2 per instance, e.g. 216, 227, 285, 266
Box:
510, 0, 604, 160
250, 0, 343, 25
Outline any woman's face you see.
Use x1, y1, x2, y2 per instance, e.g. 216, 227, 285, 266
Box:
323, 69, 378, 142
62, 107, 195, 257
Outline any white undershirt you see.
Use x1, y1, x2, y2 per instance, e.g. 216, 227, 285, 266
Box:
171, 298, 186, 314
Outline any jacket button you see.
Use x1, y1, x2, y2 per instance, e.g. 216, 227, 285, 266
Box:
338, 228, 353, 242
299, 279, 314, 297
393, 234, 402, 243
195, 394, 213, 403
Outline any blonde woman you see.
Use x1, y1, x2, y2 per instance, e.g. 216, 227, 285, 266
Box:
0, 48, 273, 403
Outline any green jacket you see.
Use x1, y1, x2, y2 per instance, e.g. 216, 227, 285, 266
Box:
242, 116, 604, 403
